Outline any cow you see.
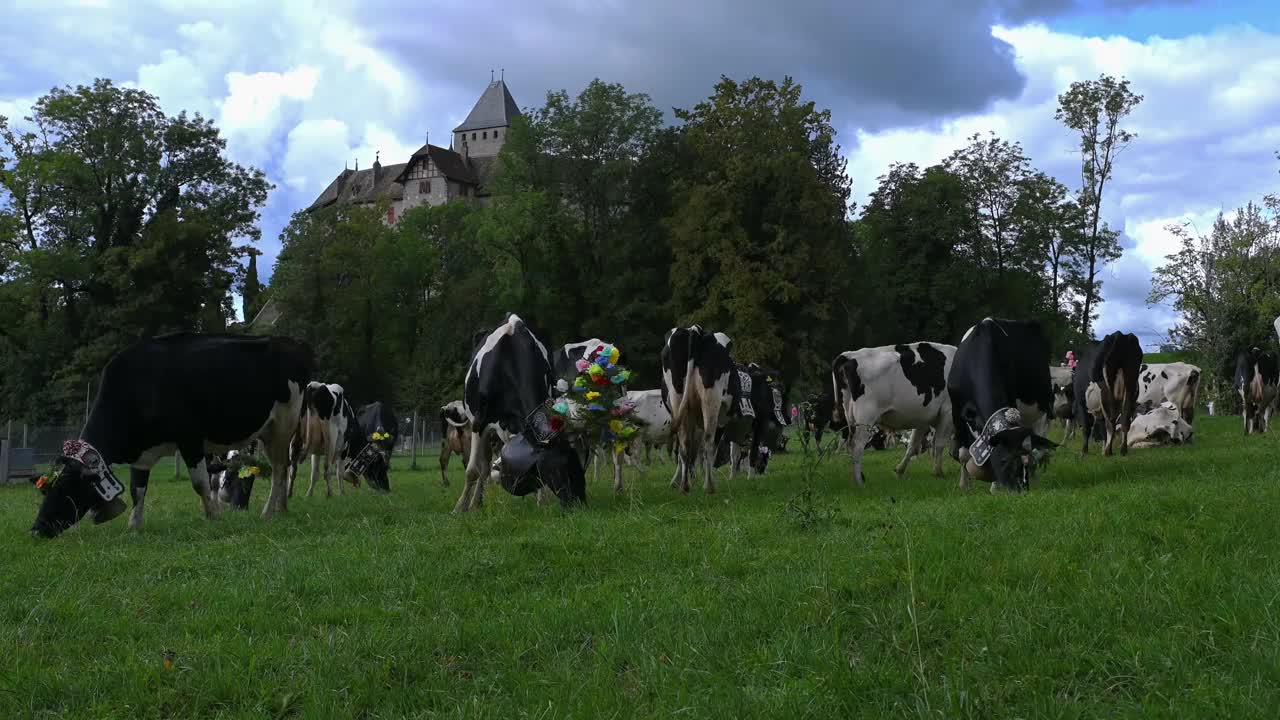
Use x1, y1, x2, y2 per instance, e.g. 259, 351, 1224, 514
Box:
552, 338, 608, 393
831, 342, 956, 486
717, 363, 791, 477
1235, 347, 1280, 435
346, 401, 396, 492
661, 325, 734, 494
1049, 365, 1076, 438
289, 382, 355, 497
948, 318, 1058, 492
29, 333, 311, 539
609, 389, 673, 492
456, 313, 585, 512
1135, 362, 1202, 423
439, 400, 471, 487
1072, 332, 1144, 456
207, 447, 258, 510
1127, 402, 1195, 449
797, 390, 848, 454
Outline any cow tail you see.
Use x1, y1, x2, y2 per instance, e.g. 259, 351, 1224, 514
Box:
1113, 367, 1127, 404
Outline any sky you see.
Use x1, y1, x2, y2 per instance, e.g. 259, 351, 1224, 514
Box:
2, 0, 1278, 347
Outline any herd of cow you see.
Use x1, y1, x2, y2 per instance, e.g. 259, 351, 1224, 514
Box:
25, 314, 1280, 539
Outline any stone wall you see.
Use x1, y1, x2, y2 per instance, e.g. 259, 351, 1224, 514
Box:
454, 127, 506, 158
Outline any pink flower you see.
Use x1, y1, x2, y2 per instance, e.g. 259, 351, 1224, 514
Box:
575, 359, 590, 372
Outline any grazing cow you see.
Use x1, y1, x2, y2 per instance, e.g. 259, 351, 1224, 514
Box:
457, 313, 585, 512
1234, 347, 1280, 435
289, 382, 355, 497
29, 333, 310, 539
439, 400, 471, 487
718, 363, 791, 477
1136, 362, 1202, 423
1128, 402, 1195, 449
207, 447, 258, 510
1072, 332, 1144, 456
661, 325, 734, 494
797, 390, 848, 453
831, 342, 956, 485
948, 319, 1057, 492
346, 401, 396, 492
609, 389, 674, 492
551, 338, 610, 394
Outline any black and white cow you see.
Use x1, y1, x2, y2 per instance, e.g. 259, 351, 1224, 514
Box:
1128, 402, 1195, 448
1049, 365, 1076, 437
347, 401, 396, 492
207, 446, 259, 510
661, 325, 734, 494
1072, 332, 1143, 456
29, 333, 311, 538
1234, 347, 1280, 435
439, 400, 471, 487
456, 313, 585, 512
717, 363, 791, 477
832, 342, 955, 485
289, 382, 355, 497
948, 319, 1058, 492
551, 338, 608, 394
1136, 362, 1201, 422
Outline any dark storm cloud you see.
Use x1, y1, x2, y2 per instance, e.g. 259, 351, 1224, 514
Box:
364, 0, 1185, 133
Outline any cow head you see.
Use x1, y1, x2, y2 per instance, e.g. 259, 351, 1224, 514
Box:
967, 408, 1058, 491
211, 451, 257, 510
30, 443, 127, 538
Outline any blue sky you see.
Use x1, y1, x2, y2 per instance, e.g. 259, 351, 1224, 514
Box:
2, 0, 1278, 348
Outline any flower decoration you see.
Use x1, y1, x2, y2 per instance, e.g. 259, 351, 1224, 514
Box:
370, 431, 391, 442
34, 475, 49, 490
544, 342, 641, 453
238, 466, 261, 479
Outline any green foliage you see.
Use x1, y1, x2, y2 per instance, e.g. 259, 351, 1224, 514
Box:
668, 76, 851, 386
0, 79, 270, 421
1056, 74, 1143, 339
1148, 200, 1280, 406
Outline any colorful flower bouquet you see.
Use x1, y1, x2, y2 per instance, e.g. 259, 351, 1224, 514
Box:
545, 342, 639, 453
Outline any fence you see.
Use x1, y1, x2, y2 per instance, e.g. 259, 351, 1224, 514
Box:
1, 413, 449, 483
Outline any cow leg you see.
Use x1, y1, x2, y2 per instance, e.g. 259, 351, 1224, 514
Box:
894, 429, 923, 478
453, 427, 490, 513
180, 450, 218, 519
957, 446, 972, 491
1119, 398, 1133, 456
930, 431, 946, 478
1080, 412, 1094, 456
306, 455, 320, 497
612, 448, 625, 494
1101, 406, 1116, 458
848, 425, 871, 485
701, 431, 717, 495
127, 466, 152, 530
439, 444, 451, 487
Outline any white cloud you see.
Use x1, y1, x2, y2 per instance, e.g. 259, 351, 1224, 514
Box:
845, 21, 1280, 344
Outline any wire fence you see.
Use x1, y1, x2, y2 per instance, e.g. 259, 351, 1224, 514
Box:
1, 414, 449, 484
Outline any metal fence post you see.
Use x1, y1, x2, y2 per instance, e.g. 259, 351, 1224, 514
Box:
410, 410, 418, 470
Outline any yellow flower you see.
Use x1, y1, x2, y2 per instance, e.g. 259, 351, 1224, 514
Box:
585, 391, 601, 401
609, 419, 623, 433
613, 441, 627, 454
609, 347, 620, 364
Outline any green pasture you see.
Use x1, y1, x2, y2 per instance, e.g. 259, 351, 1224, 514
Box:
3, 415, 1279, 718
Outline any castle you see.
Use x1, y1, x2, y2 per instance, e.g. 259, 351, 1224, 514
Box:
305, 77, 521, 222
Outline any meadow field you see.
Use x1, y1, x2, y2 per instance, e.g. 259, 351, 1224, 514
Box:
3, 415, 1280, 718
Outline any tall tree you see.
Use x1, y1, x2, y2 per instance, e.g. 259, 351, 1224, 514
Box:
0, 79, 269, 421
667, 76, 850, 383
1055, 74, 1142, 339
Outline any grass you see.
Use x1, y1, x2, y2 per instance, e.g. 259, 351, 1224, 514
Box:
2, 416, 1280, 718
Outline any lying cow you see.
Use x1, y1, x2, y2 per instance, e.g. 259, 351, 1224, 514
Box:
1073, 332, 1143, 456
1235, 346, 1279, 435
948, 318, 1057, 492
439, 400, 471, 487
1127, 402, 1195, 449
1136, 362, 1201, 423
30, 333, 311, 538
717, 363, 791, 477
832, 341, 956, 485
661, 325, 734, 494
456, 313, 585, 512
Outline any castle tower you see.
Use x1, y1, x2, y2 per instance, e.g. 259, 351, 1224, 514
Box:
453, 76, 520, 158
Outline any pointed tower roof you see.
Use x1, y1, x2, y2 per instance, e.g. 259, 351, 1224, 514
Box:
453, 79, 521, 133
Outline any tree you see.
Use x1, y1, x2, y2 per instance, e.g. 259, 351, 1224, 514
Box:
0, 79, 270, 421
1148, 202, 1280, 399
667, 76, 851, 384
1056, 74, 1142, 339
241, 249, 263, 323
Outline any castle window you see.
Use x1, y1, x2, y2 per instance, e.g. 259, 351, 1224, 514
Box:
471, 132, 476, 140
419, 180, 431, 194
482, 131, 487, 139
494, 130, 499, 139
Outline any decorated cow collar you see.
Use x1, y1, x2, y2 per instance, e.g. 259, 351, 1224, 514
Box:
968, 407, 1022, 467
57, 439, 126, 503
